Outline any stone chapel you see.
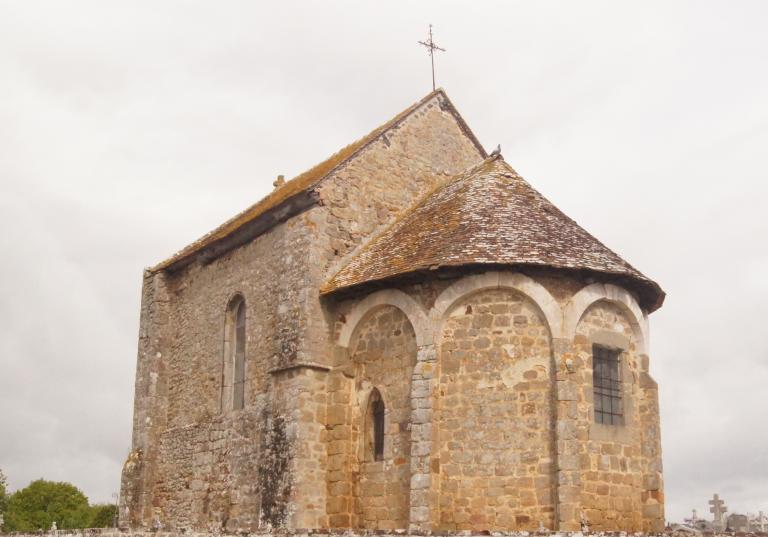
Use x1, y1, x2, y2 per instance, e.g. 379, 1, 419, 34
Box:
119, 89, 665, 533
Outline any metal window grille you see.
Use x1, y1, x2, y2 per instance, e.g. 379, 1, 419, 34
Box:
593, 345, 623, 425
372, 399, 385, 461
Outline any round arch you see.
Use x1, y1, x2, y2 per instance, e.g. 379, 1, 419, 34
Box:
337, 289, 431, 348
563, 283, 649, 355
431, 271, 562, 339
223, 290, 245, 311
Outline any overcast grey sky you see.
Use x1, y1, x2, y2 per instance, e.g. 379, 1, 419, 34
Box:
1, 0, 766, 524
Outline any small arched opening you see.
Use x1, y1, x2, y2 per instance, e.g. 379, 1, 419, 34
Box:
365, 388, 385, 462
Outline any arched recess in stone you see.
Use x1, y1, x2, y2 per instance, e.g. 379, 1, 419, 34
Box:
569, 290, 651, 531
563, 283, 648, 355
363, 387, 386, 462
431, 271, 561, 339
328, 290, 425, 529
338, 289, 431, 349
348, 304, 417, 530
434, 284, 556, 530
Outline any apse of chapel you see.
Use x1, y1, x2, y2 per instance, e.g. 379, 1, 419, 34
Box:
434, 286, 556, 530
323, 271, 661, 532
329, 269, 658, 353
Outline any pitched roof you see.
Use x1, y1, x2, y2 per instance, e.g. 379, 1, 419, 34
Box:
152, 89, 486, 272
322, 156, 665, 312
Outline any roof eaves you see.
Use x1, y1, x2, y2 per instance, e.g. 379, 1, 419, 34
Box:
321, 156, 666, 312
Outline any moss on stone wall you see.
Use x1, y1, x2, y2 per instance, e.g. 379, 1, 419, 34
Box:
258, 414, 292, 528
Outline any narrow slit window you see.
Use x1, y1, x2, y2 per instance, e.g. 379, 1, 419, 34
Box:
233, 301, 246, 410
592, 345, 623, 425
367, 389, 385, 462
373, 399, 385, 461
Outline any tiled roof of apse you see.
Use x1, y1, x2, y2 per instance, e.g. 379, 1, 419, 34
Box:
152, 89, 486, 272
323, 156, 665, 312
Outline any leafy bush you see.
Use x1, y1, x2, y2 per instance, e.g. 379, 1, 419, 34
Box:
88, 503, 117, 528
0, 468, 7, 523
3, 479, 92, 531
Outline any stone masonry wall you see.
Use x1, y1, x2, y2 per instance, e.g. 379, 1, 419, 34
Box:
122, 93, 485, 531
9, 530, 768, 537
324, 268, 663, 532
302, 91, 484, 366
122, 90, 665, 533
125, 263, 663, 532
267, 367, 328, 529
572, 301, 664, 532
351, 306, 417, 529
574, 301, 642, 530
315, 94, 483, 272
121, 270, 170, 529
301, 92, 485, 529
436, 288, 555, 531
323, 306, 417, 530
163, 211, 314, 427
122, 208, 321, 530
153, 410, 263, 531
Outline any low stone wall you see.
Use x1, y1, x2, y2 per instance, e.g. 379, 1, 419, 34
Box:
3, 530, 768, 537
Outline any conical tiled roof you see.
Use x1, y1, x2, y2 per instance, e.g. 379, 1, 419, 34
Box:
322, 156, 664, 311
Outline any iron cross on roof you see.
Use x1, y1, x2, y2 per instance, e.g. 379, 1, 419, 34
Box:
418, 24, 446, 91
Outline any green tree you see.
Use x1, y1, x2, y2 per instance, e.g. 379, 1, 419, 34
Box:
88, 503, 117, 528
3, 479, 92, 531
0, 468, 7, 523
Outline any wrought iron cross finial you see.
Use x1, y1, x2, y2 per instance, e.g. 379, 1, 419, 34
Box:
418, 24, 446, 91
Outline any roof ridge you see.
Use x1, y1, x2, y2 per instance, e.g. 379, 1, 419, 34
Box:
153, 88, 484, 273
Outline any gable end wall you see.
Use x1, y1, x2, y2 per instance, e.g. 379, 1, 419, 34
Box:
121, 93, 485, 531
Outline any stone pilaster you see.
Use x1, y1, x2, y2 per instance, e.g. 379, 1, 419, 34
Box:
552, 337, 585, 531
639, 356, 664, 532
323, 361, 356, 529
267, 366, 330, 529
409, 344, 437, 531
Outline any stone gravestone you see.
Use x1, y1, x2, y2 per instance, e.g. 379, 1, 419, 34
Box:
709, 493, 727, 531
754, 511, 767, 532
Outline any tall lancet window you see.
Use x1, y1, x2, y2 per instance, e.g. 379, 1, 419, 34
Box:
233, 300, 246, 410
222, 295, 246, 412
